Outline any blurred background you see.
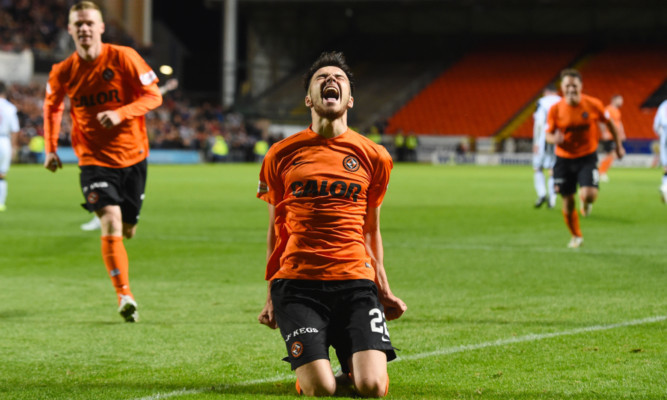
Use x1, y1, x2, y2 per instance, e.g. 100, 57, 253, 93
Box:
2, 0, 666, 165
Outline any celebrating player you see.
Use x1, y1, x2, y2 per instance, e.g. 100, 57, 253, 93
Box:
43, 1, 162, 322
653, 98, 667, 202
532, 85, 561, 209
546, 69, 624, 248
256, 51, 407, 397
0, 81, 20, 212
598, 94, 626, 182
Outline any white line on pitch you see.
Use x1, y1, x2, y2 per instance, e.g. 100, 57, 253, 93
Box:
132, 315, 666, 400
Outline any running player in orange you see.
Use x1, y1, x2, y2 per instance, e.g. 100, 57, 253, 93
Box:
598, 94, 626, 182
546, 69, 624, 248
257, 51, 407, 397
43, 1, 162, 322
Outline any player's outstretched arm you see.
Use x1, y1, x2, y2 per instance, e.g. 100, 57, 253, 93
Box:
44, 152, 62, 172
364, 205, 407, 321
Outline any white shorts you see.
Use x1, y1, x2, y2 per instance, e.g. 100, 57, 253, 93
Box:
533, 150, 556, 170
0, 136, 11, 175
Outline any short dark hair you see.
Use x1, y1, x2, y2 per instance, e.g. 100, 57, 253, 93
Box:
303, 51, 355, 94
560, 68, 582, 81
0, 81, 6, 95
545, 84, 558, 93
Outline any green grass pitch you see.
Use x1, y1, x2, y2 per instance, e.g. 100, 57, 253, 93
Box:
0, 163, 665, 399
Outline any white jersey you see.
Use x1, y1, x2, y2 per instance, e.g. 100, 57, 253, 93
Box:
654, 100, 667, 166
533, 94, 561, 151
532, 94, 560, 169
654, 100, 667, 137
0, 97, 19, 175
0, 97, 19, 138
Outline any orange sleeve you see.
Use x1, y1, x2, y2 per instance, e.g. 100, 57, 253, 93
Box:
367, 147, 393, 208
43, 65, 67, 153
546, 103, 557, 134
595, 99, 608, 123
256, 146, 284, 205
114, 47, 162, 122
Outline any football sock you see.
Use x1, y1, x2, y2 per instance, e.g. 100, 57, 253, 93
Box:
563, 209, 582, 237
0, 178, 6, 205
599, 155, 614, 174
534, 171, 546, 198
101, 235, 132, 302
662, 173, 667, 187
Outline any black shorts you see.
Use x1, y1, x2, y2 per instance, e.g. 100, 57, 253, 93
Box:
599, 140, 615, 153
553, 152, 599, 196
79, 159, 147, 224
270, 279, 397, 372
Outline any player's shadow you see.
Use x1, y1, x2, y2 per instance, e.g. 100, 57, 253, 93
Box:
208, 382, 358, 398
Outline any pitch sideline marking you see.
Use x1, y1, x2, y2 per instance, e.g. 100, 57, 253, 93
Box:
133, 315, 666, 400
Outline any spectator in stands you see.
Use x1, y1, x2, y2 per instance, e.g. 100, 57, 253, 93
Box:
598, 94, 626, 182
405, 132, 418, 162
394, 129, 406, 161
546, 69, 624, 248
653, 98, 667, 202
532, 85, 560, 209
366, 125, 382, 144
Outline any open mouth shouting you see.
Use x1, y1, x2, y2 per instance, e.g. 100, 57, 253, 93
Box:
321, 84, 340, 105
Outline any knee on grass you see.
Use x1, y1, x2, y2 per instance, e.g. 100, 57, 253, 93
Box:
353, 375, 388, 398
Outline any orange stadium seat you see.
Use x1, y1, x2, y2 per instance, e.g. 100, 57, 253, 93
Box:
387, 43, 581, 137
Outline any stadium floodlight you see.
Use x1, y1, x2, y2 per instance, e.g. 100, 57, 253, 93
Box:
159, 65, 173, 76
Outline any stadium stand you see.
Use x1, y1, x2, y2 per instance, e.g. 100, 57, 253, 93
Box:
386, 43, 583, 137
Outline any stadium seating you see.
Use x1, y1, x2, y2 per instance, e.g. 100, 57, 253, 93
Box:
387, 43, 582, 136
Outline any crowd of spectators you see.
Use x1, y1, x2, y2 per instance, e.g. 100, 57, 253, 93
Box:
0, 0, 70, 53
0, 0, 137, 56
6, 80, 282, 164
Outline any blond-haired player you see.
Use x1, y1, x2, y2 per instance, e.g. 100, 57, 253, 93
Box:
43, 1, 162, 321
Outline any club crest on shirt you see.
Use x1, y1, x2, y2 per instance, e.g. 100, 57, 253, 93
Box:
343, 155, 360, 172
102, 68, 114, 81
581, 111, 589, 120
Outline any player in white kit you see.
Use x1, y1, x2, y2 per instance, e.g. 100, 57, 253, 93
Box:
532, 85, 561, 209
0, 82, 20, 211
653, 99, 667, 203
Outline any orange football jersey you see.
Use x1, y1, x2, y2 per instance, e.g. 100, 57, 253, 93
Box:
601, 104, 621, 140
44, 43, 162, 168
257, 127, 393, 282
547, 94, 608, 159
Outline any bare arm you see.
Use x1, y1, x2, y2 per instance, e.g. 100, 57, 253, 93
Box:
605, 119, 625, 159
258, 204, 278, 329
364, 205, 407, 321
